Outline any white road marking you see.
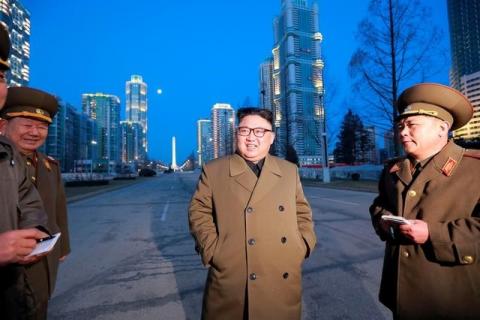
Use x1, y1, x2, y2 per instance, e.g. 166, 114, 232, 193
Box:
161, 201, 170, 221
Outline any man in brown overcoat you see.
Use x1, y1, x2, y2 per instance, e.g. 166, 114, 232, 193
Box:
189, 107, 316, 320
0, 87, 71, 319
370, 83, 480, 319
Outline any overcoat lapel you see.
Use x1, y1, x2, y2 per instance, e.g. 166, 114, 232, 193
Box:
403, 141, 464, 218
230, 154, 257, 193
249, 155, 282, 206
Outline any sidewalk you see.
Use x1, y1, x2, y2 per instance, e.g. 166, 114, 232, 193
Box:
301, 178, 378, 193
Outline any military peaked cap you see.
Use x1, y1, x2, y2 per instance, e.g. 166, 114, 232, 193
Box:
396, 83, 473, 130
1, 87, 58, 123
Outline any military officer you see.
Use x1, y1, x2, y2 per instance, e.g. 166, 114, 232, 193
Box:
0, 24, 52, 319
0, 86, 71, 319
189, 107, 316, 320
370, 83, 480, 319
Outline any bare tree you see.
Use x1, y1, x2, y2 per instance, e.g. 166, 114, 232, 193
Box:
349, 0, 444, 156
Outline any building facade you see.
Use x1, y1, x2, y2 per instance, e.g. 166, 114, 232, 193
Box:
82, 93, 121, 167
447, 0, 480, 90
125, 75, 148, 160
197, 119, 212, 166
211, 103, 235, 159
259, 57, 275, 112
453, 71, 480, 140
271, 0, 326, 165
120, 121, 143, 163
0, 0, 30, 86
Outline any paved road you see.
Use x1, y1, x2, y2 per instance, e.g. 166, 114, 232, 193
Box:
48, 173, 391, 320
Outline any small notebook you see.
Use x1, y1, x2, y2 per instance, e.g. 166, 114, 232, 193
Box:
27, 233, 61, 257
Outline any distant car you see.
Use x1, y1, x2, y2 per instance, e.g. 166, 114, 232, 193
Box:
139, 168, 157, 177
163, 168, 174, 174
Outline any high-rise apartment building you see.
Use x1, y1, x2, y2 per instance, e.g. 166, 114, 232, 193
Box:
211, 103, 235, 159
447, 0, 480, 90
259, 58, 275, 112
0, 0, 30, 86
197, 119, 212, 166
271, 0, 325, 165
447, 0, 480, 140
82, 93, 121, 166
453, 71, 480, 140
125, 75, 148, 160
120, 121, 143, 163
42, 100, 96, 172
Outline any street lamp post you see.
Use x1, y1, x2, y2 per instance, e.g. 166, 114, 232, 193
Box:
319, 94, 330, 183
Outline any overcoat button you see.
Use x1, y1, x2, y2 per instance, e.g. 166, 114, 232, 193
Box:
281, 237, 287, 243
408, 190, 416, 197
246, 207, 253, 214
248, 238, 255, 245
402, 251, 410, 258
462, 255, 474, 264
278, 205, 285, 212
249, 273, 257, 280
283, 272, 289, 279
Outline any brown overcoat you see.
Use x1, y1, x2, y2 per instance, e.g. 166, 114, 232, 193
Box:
189, 154, 316, 320
0, 136, 49, 319
370, 141, 480, 319
24, 152, 71, 303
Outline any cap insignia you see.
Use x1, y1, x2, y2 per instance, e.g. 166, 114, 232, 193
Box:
36, 108, 45, 115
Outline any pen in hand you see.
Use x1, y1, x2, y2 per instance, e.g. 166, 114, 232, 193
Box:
37, 235, 54, 243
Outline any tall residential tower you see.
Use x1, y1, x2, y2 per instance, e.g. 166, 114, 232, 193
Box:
125, 75, 148, 160
272, 0, 325, 165
211, 103, 235, 159
448, 0, 480, 140
82, 93, 121, 167
0, 0, 30, 86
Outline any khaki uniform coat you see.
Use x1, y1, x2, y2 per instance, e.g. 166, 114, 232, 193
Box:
24, 152, 71, 310
189, 154, 316, 320
0, 136, 49, 319
370, 141, 480, 319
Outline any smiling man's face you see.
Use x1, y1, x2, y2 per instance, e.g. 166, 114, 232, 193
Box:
1, 117, 49, 155
236, 115, 275, 163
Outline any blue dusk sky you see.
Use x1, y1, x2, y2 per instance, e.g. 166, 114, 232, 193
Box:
22, 0, 449, 163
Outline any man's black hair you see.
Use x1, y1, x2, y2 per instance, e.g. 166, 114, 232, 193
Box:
236, 107, 274, 128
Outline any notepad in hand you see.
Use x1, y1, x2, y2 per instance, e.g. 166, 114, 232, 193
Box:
27, 233, 61, 257
381, 215, 411, 225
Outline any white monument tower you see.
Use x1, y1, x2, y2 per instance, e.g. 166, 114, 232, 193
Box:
171, 136, 180, 171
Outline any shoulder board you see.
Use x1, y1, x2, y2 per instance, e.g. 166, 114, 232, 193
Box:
47, 155, 59, 164
464, 149, 480, 160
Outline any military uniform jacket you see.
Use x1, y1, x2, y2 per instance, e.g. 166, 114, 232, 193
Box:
189, 154, 316, 320
0, 136, 49, 319
24, 151, 71, 298
370, 141, 480, 319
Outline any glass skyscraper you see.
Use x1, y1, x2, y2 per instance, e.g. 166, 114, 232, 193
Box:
120, 121, 143, 163
272, 0, 325, 165
82, 93, 121, 166
448, 0, 480, 90
197, 119, 212, 166
448, 0, 480, 140
211, 103, 235, 159
0, 0, 30, 86
259, 58, 275, 113
125, 75, 148, 160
